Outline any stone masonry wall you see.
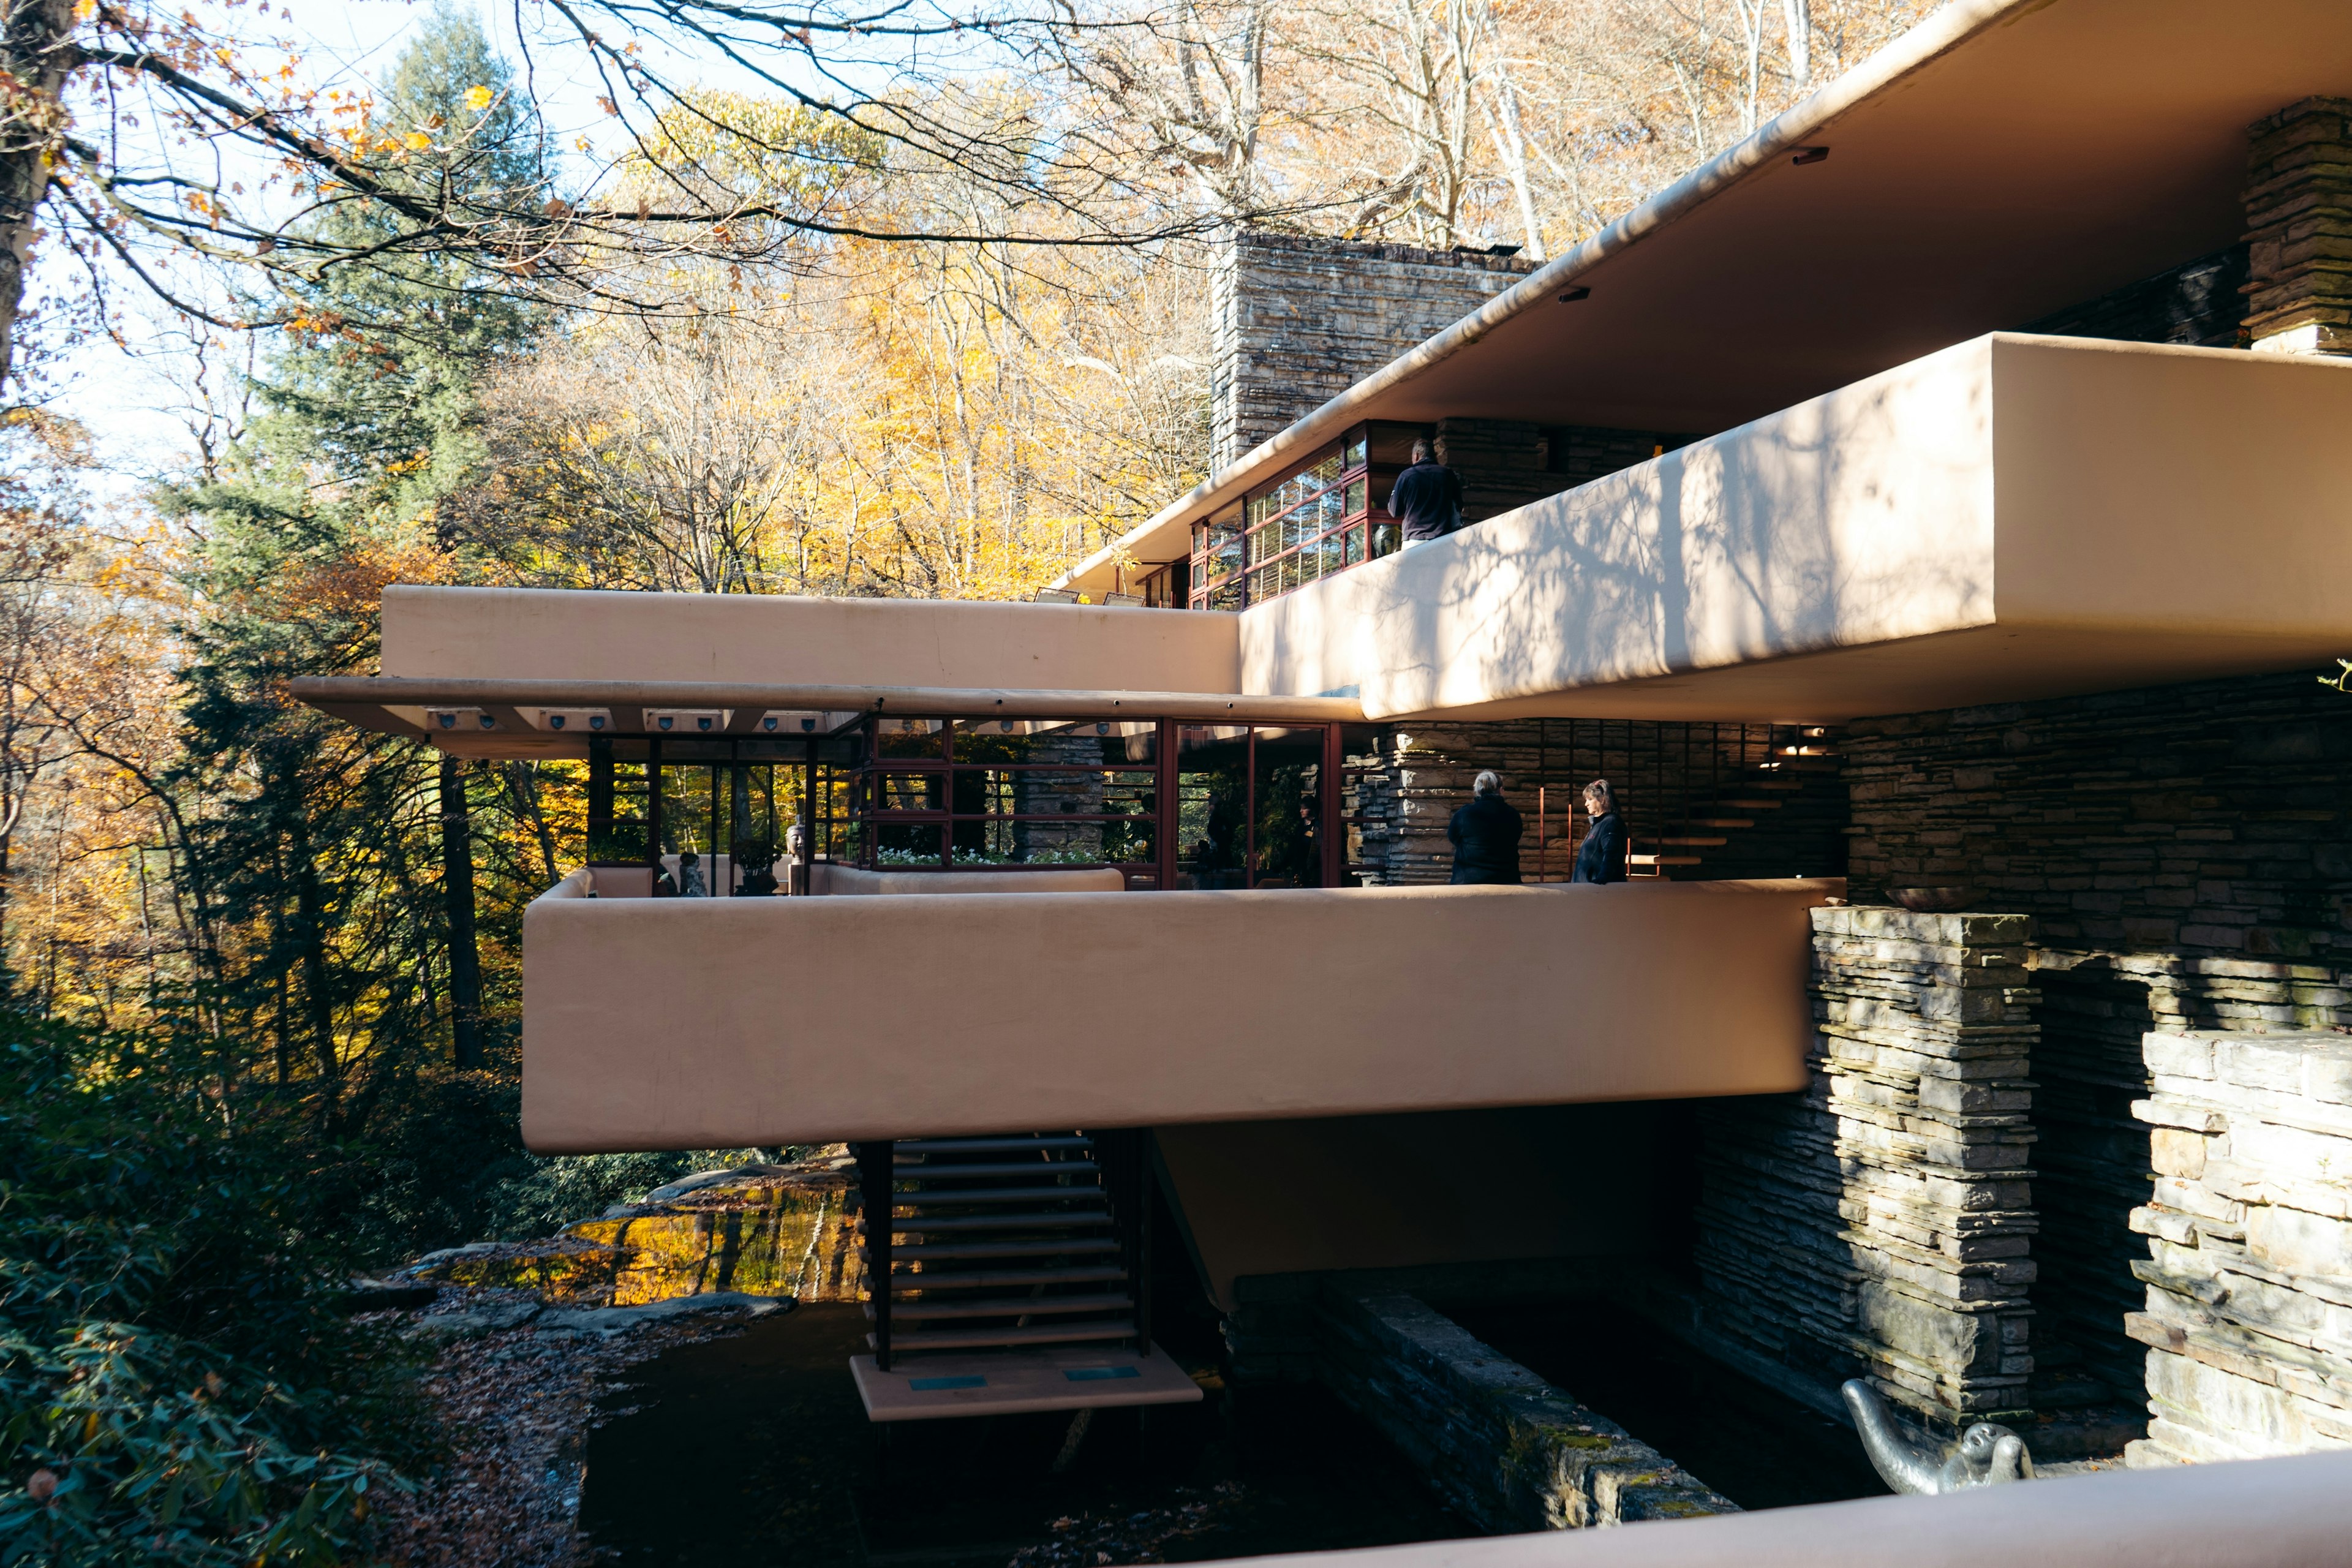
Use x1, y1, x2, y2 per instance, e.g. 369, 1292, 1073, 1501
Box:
1212, 230, 1534, 469
1841, 673, 2352, 1410
1691, 908, 2041, 1442
2127, 1029, 2352, 1466
2019, 247, 2249, 350
1319, 1294, 1738, 1529
2242, 98, 2352, 355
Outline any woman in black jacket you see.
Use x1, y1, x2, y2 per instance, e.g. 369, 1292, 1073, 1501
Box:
1572, 779, 1628, 883
1447, 771, 1523, 884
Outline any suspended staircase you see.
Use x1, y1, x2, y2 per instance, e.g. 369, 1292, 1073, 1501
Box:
1626, 728, 1848, 880
846, 1131, 1204, 1422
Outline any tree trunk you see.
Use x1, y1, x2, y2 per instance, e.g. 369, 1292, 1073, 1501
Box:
0, 827, 12, 1002
1781, 0, 1812, 88
281, 792, 342, 1111
0, 0, 77, 384
440, 756, 483, 1069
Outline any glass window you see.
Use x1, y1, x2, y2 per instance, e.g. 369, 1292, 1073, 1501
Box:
875, 719, 946, 760
952, 721, 1155, 766
1209, 576, 1245, 612
1371, 521, 1401, 559
873, 772, 944, 812
1344, 430, 1368, 469
1210, 533, 1243, 582
1344, 476, 1367, 517
1344, 527, 1366, 567
1251, 726, 1327, 889
876, 821, 946, 867
1175, 725, 1248, 891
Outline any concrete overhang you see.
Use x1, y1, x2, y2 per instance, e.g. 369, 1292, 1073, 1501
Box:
295, 584, 1290, 754
290, 676, 1362, 756
1242, 335, 2352, 724
519, 877, 1833, 1153
1057, 0, 2352, 596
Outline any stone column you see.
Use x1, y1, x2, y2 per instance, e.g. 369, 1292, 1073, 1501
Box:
1693, 907, 2040, 1438
2126, 1030, 2352, 1465
2243, 98, 2352, 355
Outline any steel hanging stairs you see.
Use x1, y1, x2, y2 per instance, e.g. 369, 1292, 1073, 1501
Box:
1626, 729, 1847, 879
845, 1131, 1204, 1421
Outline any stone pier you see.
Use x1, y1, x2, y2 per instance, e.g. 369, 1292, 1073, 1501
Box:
1689, 907, 2042, 1439
2127, 1029, 2352, 1464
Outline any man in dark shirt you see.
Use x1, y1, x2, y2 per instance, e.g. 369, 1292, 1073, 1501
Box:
1447, 771, 1523, 884
1572, 779, 1628, 884
1385, 438, 1463, 547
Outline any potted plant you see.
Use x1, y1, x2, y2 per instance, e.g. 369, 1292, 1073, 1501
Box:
733, 833, 782, 895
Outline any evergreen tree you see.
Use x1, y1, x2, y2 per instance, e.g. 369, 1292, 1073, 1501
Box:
154, 7, 560, 1252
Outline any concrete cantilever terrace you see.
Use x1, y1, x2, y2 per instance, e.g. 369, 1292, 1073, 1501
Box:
519, 876, 1833, 1153
1243, 335, 2352, 722
1054, 0, 2352, 598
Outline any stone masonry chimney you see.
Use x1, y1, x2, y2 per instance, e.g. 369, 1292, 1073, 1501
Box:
2243, 98, 2352, 355
1210, 230, 1536, 470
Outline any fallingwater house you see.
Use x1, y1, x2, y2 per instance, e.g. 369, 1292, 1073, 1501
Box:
298, 0, 2352, 1556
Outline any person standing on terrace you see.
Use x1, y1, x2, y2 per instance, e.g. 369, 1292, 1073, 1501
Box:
1447, 771, 1522, 884
1572, 781, 1627, 884
1385, 437, 1463, 549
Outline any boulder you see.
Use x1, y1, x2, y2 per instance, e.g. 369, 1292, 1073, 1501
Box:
537, 1291, 793, 1337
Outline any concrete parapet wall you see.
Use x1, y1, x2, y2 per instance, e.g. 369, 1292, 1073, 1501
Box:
2125, 1028, 2352, 1465
1317, 1294, 1738, 1531
522, 877, 1832, 1152
1693, 907, 2043, 1439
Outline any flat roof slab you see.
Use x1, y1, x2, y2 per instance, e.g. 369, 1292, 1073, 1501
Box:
850, 1345, 1204, 1422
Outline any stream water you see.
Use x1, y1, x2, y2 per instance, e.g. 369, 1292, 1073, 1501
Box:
575, 1303, 1476, 1566
425, 1168, 1883, 1558
1440, 1298, 1890, 1510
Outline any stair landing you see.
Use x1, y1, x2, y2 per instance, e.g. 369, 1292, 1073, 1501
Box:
851, 1344, 1205, 1422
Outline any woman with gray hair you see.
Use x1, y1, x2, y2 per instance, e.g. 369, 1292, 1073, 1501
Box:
1572, 779, 1627, 884
1446, 770, 1523, 884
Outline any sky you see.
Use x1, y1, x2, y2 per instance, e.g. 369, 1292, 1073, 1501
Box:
51, 0, 798, 500
56, 0, 431, 493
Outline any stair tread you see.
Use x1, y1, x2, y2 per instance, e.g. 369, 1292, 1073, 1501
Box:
864, 1212, 1115, 1235
893, 1159, 1099, 1178
1646, 836, 1729, 846
891, 1265, 1129, 1291
893, 1186, 1108, 1208
872, 1320, 1136, 1352
1686, 818, 1756, 828
1721, 799, 1786, 809
872, 1239, 1122, 1262
895, 1136, 1093, 1154
868, 1292, 1134, 1322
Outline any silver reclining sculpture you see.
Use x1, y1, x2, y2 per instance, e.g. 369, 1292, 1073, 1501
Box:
1842, 1379, 2036, 1494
